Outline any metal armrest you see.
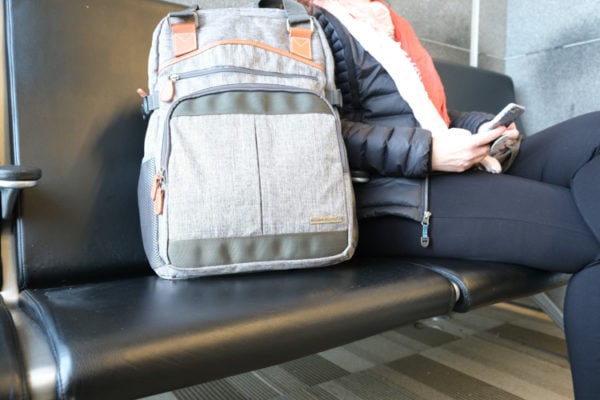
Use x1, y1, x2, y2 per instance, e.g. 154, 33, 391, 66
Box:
0, 165, 41, 219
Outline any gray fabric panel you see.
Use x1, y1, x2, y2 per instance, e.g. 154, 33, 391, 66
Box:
167, 114, 262, 240
168, 230, 349, 268
172, 91, 331, 117
167, 113, 349, 240
253, 113, 349, 236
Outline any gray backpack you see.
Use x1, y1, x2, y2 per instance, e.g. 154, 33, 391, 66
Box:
138, 0, 356, 279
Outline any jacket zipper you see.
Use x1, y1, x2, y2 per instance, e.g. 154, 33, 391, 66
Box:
152, 83, 347, 215
420, 176, 432, 248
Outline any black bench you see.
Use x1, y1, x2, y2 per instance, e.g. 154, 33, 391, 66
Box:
0, 1, 568, 399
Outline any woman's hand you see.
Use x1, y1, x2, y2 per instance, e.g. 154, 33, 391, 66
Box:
431, 127, 509, 172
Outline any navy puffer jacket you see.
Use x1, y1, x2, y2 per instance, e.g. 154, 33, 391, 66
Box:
313, 8, 493, 231
315, 9, 492, 179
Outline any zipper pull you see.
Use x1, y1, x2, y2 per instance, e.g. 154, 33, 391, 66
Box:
152, 169, 165, 215
151, 175, 161, 201
154, 188, 165, 216
420, 210, 431, 248
159, 74, 179, 103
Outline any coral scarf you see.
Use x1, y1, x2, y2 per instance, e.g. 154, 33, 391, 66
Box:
313, 0, 451, 130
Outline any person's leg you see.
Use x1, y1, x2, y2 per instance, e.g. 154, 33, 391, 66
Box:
357, 171, 598, 273
564, 262, 600, 399
509, 110, 600, 246
571, 155, 600, 243
509, 111, 600, 188
357, 112, 600, 399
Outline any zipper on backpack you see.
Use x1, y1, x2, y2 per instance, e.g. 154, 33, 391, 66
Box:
158, 66, 320, 104
151, 167, 165, 215
160, 74, 180, 103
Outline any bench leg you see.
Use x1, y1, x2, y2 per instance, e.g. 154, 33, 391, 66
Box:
531, 291, 564, 330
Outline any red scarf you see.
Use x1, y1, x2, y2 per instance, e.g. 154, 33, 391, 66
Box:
374, 0, 450, 126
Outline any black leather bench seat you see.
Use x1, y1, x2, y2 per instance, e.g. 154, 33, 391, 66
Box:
19, 259, 455, 400
409, 258, 569, 312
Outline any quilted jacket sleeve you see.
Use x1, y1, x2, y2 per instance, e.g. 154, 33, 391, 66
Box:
342, 120, 432, 178
316, 9, 433, 178
448, 110, 495, 133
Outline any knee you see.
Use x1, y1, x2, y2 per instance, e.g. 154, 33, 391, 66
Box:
565, 262, 600, 312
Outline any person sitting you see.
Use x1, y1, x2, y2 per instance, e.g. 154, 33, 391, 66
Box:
299, 0, 600, 398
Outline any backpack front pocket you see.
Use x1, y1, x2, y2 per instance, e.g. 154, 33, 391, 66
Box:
163, 88, 350, 268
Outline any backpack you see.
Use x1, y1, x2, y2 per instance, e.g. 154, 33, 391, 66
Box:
137, 0, 357, 279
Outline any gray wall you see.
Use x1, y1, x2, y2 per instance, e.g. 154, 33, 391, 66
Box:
388, 0, 600, 134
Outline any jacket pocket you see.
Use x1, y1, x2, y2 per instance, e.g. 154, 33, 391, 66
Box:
354, 177, 424, 222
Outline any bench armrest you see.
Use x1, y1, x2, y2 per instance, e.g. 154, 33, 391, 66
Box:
0, 165, 41, 219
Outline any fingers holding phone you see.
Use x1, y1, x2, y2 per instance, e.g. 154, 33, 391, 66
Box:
432, 129, 500, 172
479, 103, 525, 152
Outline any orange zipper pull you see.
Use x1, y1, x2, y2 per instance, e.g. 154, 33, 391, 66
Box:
151, 174, 161, 201
159, 74, 178, 103
152, 171, 165, 215
153, 188, 164, 215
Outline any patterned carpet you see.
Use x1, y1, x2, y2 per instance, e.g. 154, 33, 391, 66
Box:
142, 302, 572, 400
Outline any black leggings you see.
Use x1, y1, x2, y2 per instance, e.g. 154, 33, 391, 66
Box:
358, 111, 600, 399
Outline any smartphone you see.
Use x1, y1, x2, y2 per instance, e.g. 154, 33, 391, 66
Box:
487, 103, 525, 156
487, 103, 525, 130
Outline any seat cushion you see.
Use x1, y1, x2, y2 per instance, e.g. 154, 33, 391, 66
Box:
19, 259, 455, 400
434, 60, 516, 116
434, 59, 527, 135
